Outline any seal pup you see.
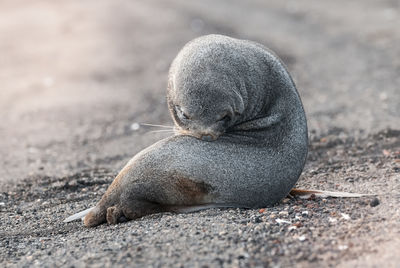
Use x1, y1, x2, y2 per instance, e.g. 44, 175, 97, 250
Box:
65, 34, 309, 227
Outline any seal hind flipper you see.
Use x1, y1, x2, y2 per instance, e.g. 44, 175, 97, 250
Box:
289, 188, 375, 199
83, 205, 107, 227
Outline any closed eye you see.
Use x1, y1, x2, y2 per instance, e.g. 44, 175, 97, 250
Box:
175, 105, 190, 120
218, 114, 231, 123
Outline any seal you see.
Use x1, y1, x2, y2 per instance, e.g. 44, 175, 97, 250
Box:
64, 34, 308, 227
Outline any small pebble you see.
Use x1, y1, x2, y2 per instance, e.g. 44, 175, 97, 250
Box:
328, 217, 337, 223
276, 219, 291, 224
370, 198, 380, 207
341, 213, 350, 220
278, 211, 288, 217
252, 216, 262, 223
301, 211, 309, 216
292, 222, 302, 227
298, 235, 306, 241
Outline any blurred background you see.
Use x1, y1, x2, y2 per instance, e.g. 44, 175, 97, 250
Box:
1, 0, 399, 185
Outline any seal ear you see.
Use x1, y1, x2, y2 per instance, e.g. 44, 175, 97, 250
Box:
234, 93, 244, 115
232, 80, 246, 115
168, 75, 176, 95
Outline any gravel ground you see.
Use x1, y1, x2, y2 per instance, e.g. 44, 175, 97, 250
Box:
2, 130, 399, 267
1, 0, 399, 267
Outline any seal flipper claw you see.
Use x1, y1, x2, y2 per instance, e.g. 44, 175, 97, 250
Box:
106, 206, 123, 224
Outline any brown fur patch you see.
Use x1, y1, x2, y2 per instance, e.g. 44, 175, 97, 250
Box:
174, 176, 213, 203
115, 163, 132, 181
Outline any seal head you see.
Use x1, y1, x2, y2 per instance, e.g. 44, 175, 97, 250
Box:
168, 79, 244, 141
167, 40, 247, 141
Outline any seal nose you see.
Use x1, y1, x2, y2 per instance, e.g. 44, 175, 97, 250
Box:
201, 134, 214, 142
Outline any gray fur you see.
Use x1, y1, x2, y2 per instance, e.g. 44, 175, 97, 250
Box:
71, 34, 308, 227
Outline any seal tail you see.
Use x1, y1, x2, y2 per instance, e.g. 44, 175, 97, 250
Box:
289, 188, 376, 199
63, 207, 95, 223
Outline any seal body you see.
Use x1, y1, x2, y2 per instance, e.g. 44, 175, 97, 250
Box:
82, 35, 308, 227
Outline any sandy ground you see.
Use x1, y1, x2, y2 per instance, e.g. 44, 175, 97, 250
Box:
1, 0, 399, 267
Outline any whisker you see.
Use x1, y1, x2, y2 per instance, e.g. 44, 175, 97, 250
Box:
148, 129, 176, 134
140, 123, 174, 129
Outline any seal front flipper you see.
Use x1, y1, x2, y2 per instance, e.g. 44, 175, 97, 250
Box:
232, 113, 282, 132
81, 161, 134, 227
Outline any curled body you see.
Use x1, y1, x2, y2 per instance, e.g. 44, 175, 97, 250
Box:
68, 34, 308, 227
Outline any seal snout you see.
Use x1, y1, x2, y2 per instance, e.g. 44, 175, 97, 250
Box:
201, 134, 215, 142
